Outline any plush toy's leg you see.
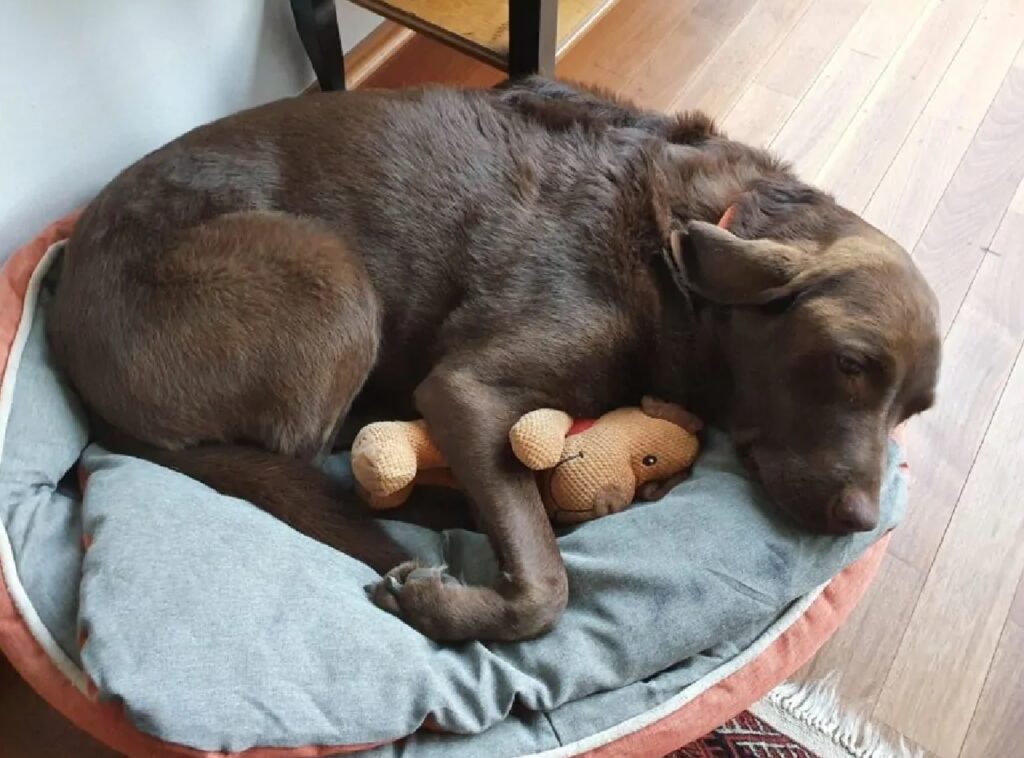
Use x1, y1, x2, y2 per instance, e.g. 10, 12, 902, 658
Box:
351, 420, 450, 504
351, 421, 422, 499
355, 479, 414, 509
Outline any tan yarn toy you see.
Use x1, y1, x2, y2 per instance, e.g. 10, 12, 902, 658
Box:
351, 397, 702, 524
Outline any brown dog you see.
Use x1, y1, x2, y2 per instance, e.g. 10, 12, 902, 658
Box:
47, 78, 940, 642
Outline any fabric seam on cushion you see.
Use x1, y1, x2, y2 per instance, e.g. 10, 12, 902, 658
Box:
542, 708, 565, 747
0, 240, 88, 693
705, 567, 775, 606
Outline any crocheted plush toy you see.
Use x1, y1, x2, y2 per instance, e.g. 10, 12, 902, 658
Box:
351, 397, 702, 524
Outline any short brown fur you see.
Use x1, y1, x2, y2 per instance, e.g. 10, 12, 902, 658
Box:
48, 78, 941, 642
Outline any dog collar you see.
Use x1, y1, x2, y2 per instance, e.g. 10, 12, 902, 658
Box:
567, 418, 596, 436
717, 203, 737, 230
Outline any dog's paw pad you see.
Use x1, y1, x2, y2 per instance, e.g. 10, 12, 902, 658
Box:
366, 562, 460, 616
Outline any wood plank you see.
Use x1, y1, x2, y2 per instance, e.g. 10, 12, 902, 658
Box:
350, 0, 617, 67
958, 621, 1024, 757
551, 60, 623, 95
770, 0, 930, 180
890, 119, 1024, 574
863, 117, 972, 249
362, 33, 503, 89
755, 0, 869, 98
863, 0, 1024, 250
875, 215, 1024, 752
816, 0, 987, 210
1012, 571, 1024, 627
718, 0, 871, 153
554, 0, 698, 85
909, 56, 1024, 336
720, 83, 797, 147
667, 0, 813, 119
770, 47, 882, 180
794, 553, 923, 707
892, 314, 1022, 574
844, 0, 933, 58
1013, 171, 1024, 214
623, 0, 753, 111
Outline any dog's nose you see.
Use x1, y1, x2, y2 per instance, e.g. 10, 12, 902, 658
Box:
828, 488, 878, 533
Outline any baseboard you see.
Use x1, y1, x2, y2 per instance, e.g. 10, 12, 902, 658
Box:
303, 20, 414, 93
347, 20, 415, 87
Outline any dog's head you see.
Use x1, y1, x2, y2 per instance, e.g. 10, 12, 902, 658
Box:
666, 201, 940, 534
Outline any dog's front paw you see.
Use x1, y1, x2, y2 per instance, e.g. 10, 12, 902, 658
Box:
366, 562, 466, 638
366, 562, 566, 641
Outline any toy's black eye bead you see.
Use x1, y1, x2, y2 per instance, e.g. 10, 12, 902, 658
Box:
642, 455, 657, 467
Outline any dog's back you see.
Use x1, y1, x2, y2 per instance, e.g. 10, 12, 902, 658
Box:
54, 87, 661, 397
48, 88, 671, 575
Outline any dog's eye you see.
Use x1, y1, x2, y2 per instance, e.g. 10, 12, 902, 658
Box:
836, 355, 865, 376
642, 455, 657, 466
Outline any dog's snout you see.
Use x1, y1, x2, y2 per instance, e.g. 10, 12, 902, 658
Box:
828, 487, 878, 533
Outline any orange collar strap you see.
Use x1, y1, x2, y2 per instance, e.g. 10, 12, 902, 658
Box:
717, 203, 738, 230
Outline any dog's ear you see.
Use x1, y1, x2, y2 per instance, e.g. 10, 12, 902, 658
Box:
667, 221, 818, 306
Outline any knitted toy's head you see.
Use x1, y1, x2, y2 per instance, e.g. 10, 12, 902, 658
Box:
510, 398, 702, 524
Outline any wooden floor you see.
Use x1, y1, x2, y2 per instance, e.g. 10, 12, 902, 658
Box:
2, 1, 1021, 756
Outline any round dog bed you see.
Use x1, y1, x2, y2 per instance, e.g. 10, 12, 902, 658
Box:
0, 214, 906, 758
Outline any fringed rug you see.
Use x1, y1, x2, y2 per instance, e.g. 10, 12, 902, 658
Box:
668, 679, 921, 758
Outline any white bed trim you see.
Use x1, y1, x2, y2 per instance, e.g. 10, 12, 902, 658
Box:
0, 240, 88, 693
528, 584, 826, 757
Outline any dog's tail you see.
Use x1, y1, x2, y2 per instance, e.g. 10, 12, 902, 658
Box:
95, 428, 409, 574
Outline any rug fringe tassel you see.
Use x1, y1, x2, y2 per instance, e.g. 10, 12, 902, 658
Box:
751, 674, 922, 758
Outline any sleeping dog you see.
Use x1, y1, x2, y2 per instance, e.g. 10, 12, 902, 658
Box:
48, 78, 940, 641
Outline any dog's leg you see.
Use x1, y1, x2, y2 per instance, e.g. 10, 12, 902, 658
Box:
66, 210, 410, 572
367, 365, 567, 641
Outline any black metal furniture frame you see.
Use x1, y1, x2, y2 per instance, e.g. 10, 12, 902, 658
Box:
289, 0, 558, 91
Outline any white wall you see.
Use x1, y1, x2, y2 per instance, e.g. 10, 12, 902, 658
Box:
0, 0, 381, 260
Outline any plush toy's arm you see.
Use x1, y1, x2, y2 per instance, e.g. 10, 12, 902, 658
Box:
509, 409, 573, 470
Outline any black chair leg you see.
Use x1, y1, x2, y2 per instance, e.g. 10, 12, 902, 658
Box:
508, 0, 558, 78
290, 0, 346, 91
